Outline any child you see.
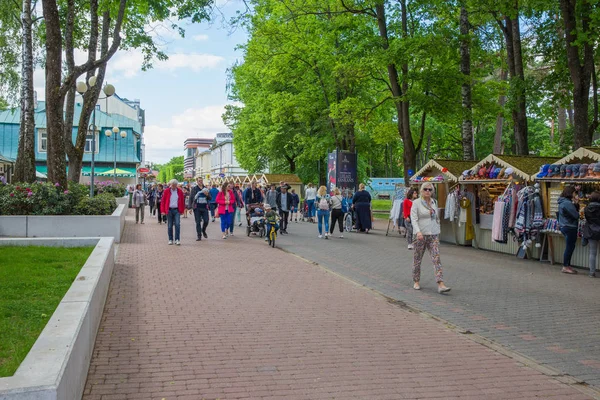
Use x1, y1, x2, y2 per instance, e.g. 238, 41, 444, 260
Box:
264, 204, 279, 241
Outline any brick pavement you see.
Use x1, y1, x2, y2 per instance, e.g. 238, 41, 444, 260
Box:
83, 210, 596, 399
277, 217, 600, 392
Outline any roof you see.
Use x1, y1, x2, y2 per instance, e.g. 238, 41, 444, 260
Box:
468, 154, 561, 181
411, 159, 478, 183
0, 151, 14, 163
0, 101, 142, 133
261, 174, 302, 184
552, 147, 600, 165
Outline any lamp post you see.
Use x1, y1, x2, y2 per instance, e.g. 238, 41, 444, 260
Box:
76, 78, 116, 197
105, 127, 127, 183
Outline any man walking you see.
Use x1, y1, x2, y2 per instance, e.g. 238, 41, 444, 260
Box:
266, 184, 278, 212
276, 185, 293, 234
209, 184, 219, 222
244, 182, 263, 208
190, 177, 210, 241
305, 183, 317, 223
161, 179, 185, 245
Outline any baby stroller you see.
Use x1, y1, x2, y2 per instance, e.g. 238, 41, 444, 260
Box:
246, 203, 266, 237
300, 200, 310, 222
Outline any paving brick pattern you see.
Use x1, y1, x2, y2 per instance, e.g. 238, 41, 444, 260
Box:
83, 211, 595, 399
277, 218, 600, 390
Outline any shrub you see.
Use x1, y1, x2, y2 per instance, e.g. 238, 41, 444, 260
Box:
92, 181, 127, 197
74, 193, 117, 216
0, 182, 117, 216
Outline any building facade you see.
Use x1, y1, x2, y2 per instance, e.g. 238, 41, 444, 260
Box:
183, 138, 212, 179
209, 132, 248, 178
0, 97, 144, 185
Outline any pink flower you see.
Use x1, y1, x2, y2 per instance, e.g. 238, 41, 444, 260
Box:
16, 186, 21, 190
55, 182, 60, 187
27, 192, 33, 197
9, 193, 14, 197
64, 190, 69, 194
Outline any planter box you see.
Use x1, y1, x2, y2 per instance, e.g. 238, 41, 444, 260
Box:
0, 237, 115, 400
0, 204, 126, 243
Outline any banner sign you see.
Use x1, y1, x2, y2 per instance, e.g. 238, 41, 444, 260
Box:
327, 150, 357, 195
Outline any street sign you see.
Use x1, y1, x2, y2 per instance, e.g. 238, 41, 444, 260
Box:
138, 167, 150, 173
219, 173, 225, 178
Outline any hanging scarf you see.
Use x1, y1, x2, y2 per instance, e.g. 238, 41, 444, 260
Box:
420, 197, 439, 223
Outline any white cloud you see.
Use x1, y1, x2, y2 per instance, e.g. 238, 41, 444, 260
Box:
144, 105, 231, 163
193, 34, 209, 41
156, 53, 224, 71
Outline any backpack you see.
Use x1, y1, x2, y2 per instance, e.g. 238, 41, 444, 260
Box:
341, 197, 348, 213
318, 196, 330, 210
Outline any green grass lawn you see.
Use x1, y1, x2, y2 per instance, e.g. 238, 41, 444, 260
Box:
0, 246, 93, 377
371, 199, 392, 211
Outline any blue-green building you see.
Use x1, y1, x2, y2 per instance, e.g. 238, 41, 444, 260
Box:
0, 98, 144, 184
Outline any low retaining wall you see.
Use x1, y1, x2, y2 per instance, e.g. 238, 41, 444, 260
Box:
0, 237, 115, 400
0, 204, 126, 243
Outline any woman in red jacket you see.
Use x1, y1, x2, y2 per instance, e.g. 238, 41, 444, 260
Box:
403, 188, 418, 250
216, 182, 235, 239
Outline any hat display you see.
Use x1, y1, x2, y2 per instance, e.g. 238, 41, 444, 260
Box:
579, 164, 588, 177
505, 167, 514, 177
560, 165, 567, 178
537, 164, 549, 178
565, 165, 573, 177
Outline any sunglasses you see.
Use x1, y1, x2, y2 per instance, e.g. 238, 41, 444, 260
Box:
422, 188, 433, 192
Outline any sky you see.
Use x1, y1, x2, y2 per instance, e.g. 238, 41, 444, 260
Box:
35, 1, 248, 164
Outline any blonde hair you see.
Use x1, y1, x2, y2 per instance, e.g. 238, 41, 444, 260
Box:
318, 185, 327, 197
420, 182, 435, 195
359, 183, 365, 190
333, 187, 340, 195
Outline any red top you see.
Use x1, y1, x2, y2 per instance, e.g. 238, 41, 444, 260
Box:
160, 187, 185, 214
402, 198, 413, 219
216, 190, 236, 214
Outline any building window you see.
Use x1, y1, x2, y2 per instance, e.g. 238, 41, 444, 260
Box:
84, 132, 99, 153
38, 129, 47, 152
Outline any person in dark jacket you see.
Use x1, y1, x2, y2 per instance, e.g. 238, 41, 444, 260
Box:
584, 191, 600, 277
290, 188, 300, 222
209, 184, 219, 222
243, 182, 263, 208
155, 184, 165, 224
352, 183, 372, 233
276, 185, 293, 234
558, 186, 580, 274
190, 177, 210, 241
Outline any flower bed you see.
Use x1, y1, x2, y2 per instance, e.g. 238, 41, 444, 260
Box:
0, 182, 123, 216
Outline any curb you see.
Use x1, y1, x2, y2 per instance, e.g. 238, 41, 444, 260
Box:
280, 247, 600, 400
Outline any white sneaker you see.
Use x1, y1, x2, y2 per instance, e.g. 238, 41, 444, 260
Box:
175, 240, 180, 245
318, 235, 323, 239
265, 237, 269, 241
408, 244, 414, 250
339, 234, 344, 238
168, 240, 173, 245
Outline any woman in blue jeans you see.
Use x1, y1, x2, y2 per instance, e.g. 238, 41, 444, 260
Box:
558, 186, 580, 274
315, 185, 331, 239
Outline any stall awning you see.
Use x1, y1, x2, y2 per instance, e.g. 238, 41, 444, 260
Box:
411, 159, 478, 183
81, 167, 136, 177
551, 147, 600, 165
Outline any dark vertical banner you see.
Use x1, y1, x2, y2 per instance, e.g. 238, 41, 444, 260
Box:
327, 151, 337, 194
336, 151, 357, 193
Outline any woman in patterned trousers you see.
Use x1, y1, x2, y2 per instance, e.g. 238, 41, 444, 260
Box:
410, 182, 451, 294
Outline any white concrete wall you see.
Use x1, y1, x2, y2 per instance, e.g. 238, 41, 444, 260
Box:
0, 237, 115, 400
0, 204, 126, 243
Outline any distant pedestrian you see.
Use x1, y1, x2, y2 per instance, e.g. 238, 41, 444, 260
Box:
0, 172, 6, 184
229, 183, 243, 236
190, 177, 210, 241
352, 183, 372, 233
244, 182, 263, 208
155, 184, 165, 224
316, 185, 331, 239
329, 188, 344, 238
584, 191, 600, 277
216, 182, 235, 239
305, 183, 317, 223
183, 185, 191, 218
133, 184, 147, 224
161, 179, 185, 245
209, 184, 219, 222
290, 188, 300, 222
233, 184, 245, 227
147, 184, 156, 214
403, 188, 418, 249
410, 182, 450, 293
276, 184, 292, 234
558, 186, 580, 275
266, 184, 278, 211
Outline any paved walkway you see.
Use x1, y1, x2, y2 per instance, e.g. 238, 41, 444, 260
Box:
277, 218, 600, 390
83, 210, 596, 399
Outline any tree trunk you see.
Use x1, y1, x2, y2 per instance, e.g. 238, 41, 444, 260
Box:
42, 0, 67, 187
14, 0, 36, 183
460, 5, 474, 160
511, 13, 528, 154
375, 2, 416, 183
560, 0, 595, 148
493, 68, 507, 154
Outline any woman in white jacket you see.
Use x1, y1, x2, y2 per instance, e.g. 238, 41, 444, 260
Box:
410, 182, 451, 293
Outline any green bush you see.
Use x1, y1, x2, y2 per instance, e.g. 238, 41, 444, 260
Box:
74, 193, 117, 216
93, 181, 126, 197
0, 182, 117, 216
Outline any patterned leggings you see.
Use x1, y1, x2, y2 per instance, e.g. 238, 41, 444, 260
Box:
413, 235, 444, 283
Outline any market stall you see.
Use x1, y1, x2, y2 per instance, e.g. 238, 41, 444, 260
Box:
410, 159, 478, 245
461, 154, 560, 257
534, 147, 600, 269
